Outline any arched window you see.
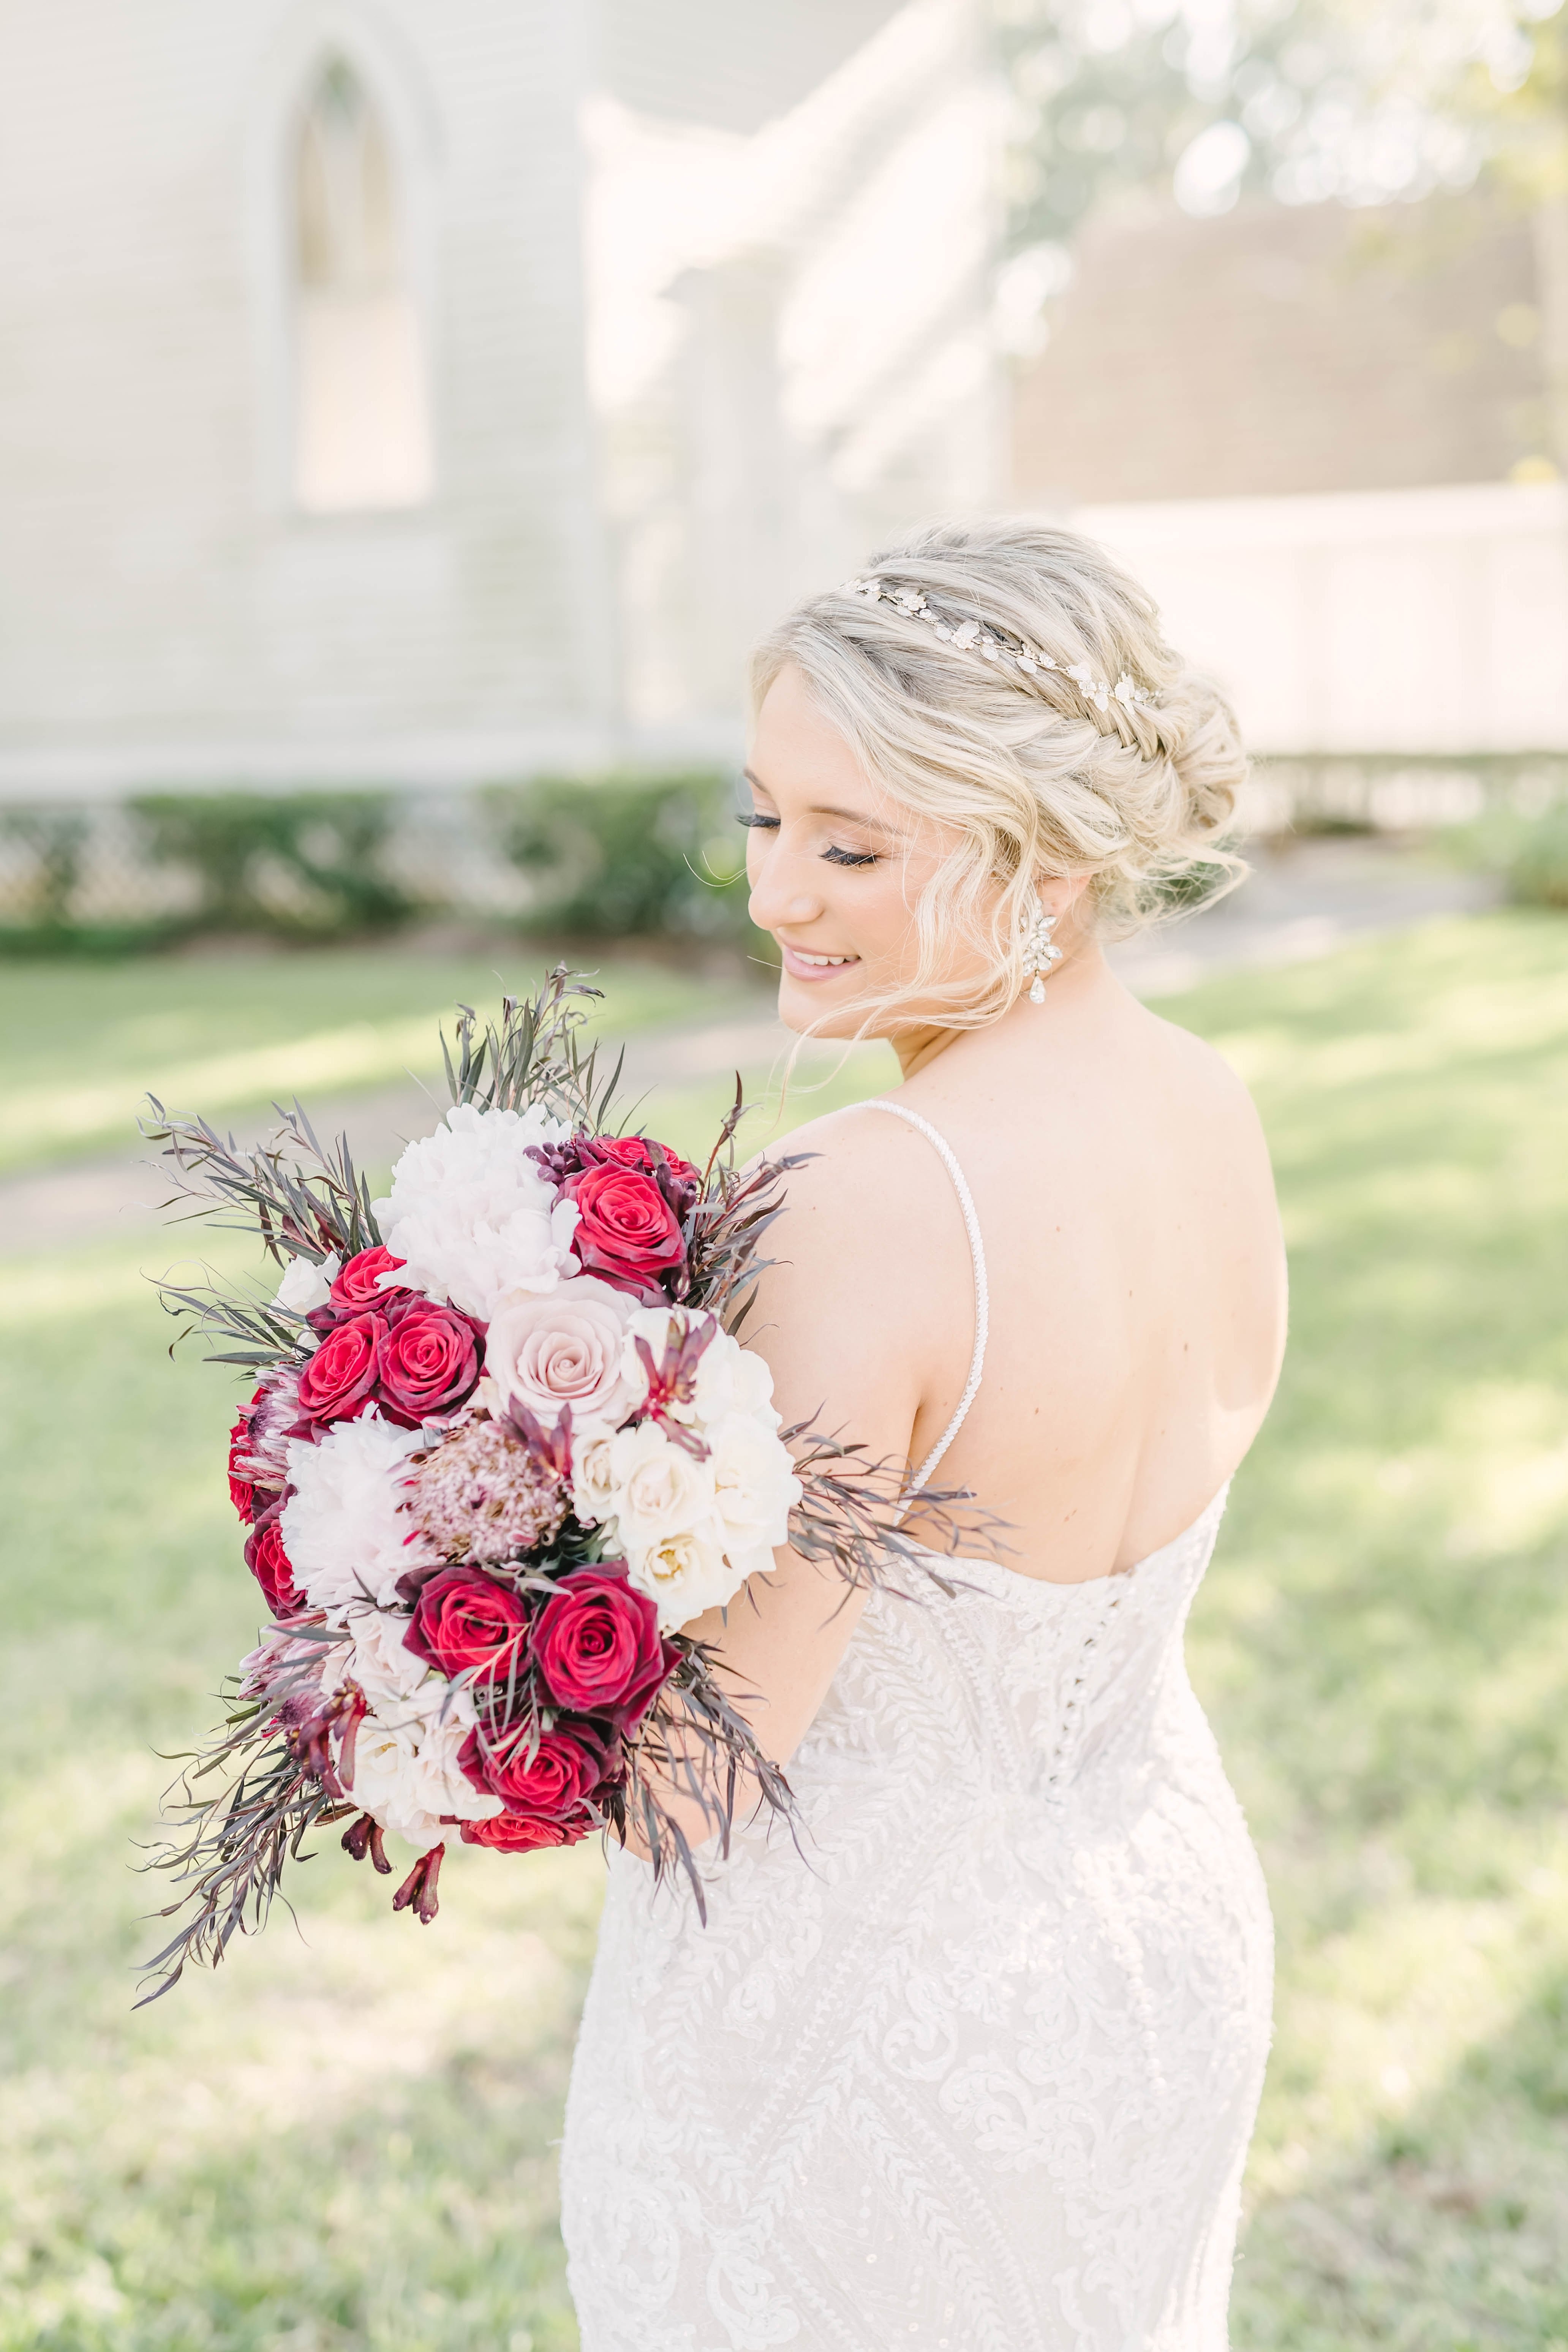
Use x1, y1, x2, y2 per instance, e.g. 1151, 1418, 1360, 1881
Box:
292, 57, 432, 512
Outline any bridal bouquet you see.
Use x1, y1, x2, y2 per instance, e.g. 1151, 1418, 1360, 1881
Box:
139, 973, 974, 2002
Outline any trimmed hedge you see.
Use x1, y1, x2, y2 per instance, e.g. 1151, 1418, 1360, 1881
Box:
130, 791, 411, 933
486, 770, 756, 944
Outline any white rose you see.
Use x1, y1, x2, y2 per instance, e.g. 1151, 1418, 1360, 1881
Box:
275, 1251, 340, 1316
623, 1519, 750, 1629
606, 1418, 716, 1544
692, 1328, 781, 1430
280, 1414, 439, 1614
485, 1276, 640, 1431
706, 1412, 800, 1552
371, 1102, 579, 1323
341, 1705, 500, 1854
343, 1603, 434, 1711
570, 1428, 620, 1528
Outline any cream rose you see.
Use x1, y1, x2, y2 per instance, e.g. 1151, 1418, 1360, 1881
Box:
707, 1413, 799, 1551
570, 1428, 620, 1528
692, 1327, 781, 1429
485, 1276, 640, 1431
624, 1520, 747, 1627
606, 1418, 717, 1544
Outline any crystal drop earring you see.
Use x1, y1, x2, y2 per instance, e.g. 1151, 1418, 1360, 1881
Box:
1020, 884, 1063, 1005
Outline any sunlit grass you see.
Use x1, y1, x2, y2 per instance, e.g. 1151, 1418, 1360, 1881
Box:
1, 911, 1565, 2348
0, 950, 743, 1173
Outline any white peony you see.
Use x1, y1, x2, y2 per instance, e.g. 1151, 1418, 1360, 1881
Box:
706, 1412, 799, 1552
371, 1102, 580, 1322
341, 1706, 501, 1854
275, 1250, 340, 1316
280, 1414, 439, 1613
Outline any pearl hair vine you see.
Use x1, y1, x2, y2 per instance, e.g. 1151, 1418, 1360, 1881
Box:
842, 576, 1156, 716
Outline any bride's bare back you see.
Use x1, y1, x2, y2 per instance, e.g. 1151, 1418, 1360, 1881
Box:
791, 963, 1285, 1585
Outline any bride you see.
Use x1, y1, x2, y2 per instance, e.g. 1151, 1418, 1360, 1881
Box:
560, 520, 1286, 2350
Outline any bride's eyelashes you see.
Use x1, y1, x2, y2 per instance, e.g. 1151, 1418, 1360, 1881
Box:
735, 812, 878, 867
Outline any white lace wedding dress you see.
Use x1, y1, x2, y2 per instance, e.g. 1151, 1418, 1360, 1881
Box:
560, 1104, 1273, 2351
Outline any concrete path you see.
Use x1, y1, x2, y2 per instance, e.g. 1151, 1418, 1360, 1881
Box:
2, 840, 1495, 1257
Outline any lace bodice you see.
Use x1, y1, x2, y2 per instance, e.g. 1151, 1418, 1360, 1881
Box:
560, 1103, 1273, 2351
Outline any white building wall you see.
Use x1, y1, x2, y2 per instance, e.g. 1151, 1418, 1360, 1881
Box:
0, 0, 614, 797
1072, 481, 1568, 760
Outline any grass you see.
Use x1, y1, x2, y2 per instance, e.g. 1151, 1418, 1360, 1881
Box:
2, 911, 1566, 2349
0, 948, 749, 1175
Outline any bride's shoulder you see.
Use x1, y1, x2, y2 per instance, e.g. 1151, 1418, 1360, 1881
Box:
748, 1100, 959, 1284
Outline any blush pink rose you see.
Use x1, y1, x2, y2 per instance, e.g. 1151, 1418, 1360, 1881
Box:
484, 1277, 638, 1430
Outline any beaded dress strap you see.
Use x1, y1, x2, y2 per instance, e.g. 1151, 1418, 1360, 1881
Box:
847, 1099, 988, 1490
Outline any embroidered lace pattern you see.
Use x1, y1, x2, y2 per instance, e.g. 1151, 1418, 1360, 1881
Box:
560, 1109, 1274, 2351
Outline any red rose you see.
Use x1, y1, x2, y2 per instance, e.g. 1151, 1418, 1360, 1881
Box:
330, 1246, 413, 1315
530, 1564, 675, 1732
297, 1311, 385, 1424
564, 1162, 686, 1295
228, 1396, 261, 1522
460, 1807, 594, 1853
588, 1135, 700, 1187
460, 1719, 611, 1816
244, 1512, 303, 1617
404, 1569, 530, 1685
376, 1303, 480, 1424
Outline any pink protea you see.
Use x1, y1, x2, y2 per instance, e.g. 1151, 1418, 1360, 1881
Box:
406, 1416, 568, 1563
234, 1363, 304, 1490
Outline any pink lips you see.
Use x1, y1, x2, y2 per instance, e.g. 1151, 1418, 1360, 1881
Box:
779, 944, 860, 983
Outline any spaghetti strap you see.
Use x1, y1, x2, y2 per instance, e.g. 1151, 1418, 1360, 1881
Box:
846, 1099, 988, 1491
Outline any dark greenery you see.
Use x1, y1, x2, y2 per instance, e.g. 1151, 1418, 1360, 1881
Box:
486, 771, 760, 947
130, 792, 412, 936
1507, 801, 1568, 910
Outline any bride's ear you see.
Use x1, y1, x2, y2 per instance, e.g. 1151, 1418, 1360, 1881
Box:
1035, 872, 1092, 926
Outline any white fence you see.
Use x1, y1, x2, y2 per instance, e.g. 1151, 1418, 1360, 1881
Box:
1073, 481, 1568, 768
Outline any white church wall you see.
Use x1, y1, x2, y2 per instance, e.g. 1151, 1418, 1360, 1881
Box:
584, 0, 1001, 750
0, 0, 615, 799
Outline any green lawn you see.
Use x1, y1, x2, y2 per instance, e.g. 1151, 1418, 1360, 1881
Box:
0, 949, 742, 1175
2, 912, 1566, 2350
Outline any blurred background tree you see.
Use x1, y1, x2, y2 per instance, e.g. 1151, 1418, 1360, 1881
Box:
998, 0, 1568, 466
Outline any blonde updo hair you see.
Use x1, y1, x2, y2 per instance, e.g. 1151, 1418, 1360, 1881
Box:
749, 518, 1248, 1031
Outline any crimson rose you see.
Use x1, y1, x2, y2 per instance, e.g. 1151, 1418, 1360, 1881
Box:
404, 1569, 529, 1684
460, 1720, 611, 1815
589, 1134, 700, 1187
330, 1246, 413, 1315
564, 1161, 686, 1295
245, 1511, 302, 1617
530, 1564, 674, 1732
460, 1807, 594, 1853
377, 1302, 480, 1424
297, 1311, 384, 1423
